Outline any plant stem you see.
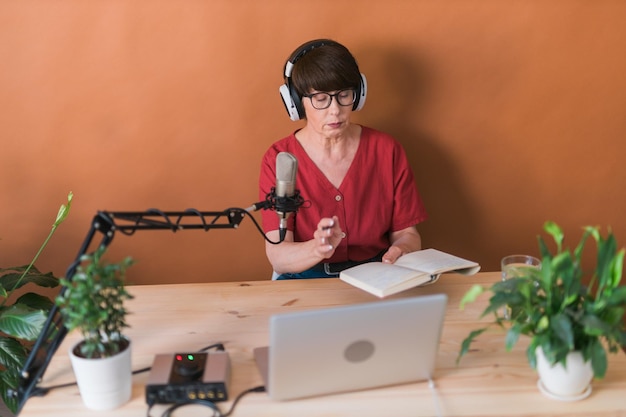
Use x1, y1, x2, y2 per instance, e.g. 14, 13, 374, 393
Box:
0, 192, 72, 308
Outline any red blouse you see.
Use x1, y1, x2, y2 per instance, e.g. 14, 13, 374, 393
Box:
259, 126, 428, 263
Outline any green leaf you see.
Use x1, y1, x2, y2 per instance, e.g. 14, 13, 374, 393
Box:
574, 227, 593, 261
604, 286, 626, 308
537, 235, 552, 262
457, 327, 488, 364
0, 367, 20, 413
504, 325, 521, 351
15, 292, 56, 311
544, 221, 564, 252
616, 330, 626, 347
0, 336, 28, 373
483, 290, 525, 317
587, 338, 608, 379
526, 337, 542, 369
550, 314, 574, 349
0, 265, 42, 275
583, 225, 601, 245
1, 339, 35, 414
596, 232, 617, 292
54, 191, 73, 227
581, 313, 611, 337
0, 269, 59, 292
606, 249, 625, 290
551, 252, 574, 276
536, 315, 549, 332
540, 248, 556, 291
0, 304, 48, 340
459, 284, 486, 310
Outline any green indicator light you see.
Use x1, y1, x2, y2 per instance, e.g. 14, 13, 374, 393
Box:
187, 354, 194, 361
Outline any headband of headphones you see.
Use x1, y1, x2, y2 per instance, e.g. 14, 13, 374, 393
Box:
279, 39, 367, 121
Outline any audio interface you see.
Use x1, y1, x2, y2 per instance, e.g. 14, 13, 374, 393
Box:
146, 351, 230, 404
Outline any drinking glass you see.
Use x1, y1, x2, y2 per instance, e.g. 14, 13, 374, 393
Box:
501, 254, 541, 318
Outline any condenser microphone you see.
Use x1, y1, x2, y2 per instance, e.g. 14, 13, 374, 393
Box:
275, 152, 298, 240
244, 152, 303, 243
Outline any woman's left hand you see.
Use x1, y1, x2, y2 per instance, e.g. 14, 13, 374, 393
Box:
382, 226, 422, 263
382, 245, 405, 263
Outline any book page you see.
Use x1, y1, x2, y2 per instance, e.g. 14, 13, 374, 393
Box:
394, 248, 480, 275
340, 263, 431, 297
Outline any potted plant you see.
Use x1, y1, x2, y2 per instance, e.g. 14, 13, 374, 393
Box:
55, 246, 134, 411
0, 192, 72, 415
457, 221, 626, 400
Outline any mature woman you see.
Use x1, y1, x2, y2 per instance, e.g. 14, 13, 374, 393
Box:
259, 39, 427, 280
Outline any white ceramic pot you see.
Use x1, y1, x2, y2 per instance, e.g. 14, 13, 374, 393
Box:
69, 339, 132, 410
535, 347, 593, 400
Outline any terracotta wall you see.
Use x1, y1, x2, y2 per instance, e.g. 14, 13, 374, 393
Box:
2, 1, 625, 285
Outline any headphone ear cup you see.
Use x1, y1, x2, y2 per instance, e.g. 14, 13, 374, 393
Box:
353, 73, 367, 112
279, 84, 302, 121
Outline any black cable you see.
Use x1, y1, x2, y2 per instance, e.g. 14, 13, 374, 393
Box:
161, 399, 221, 417
226, 206, 286, 246
198, 342, 226, 352
156, 385, 266, 417
221, 385, 265, 417
223, 208, 272, 243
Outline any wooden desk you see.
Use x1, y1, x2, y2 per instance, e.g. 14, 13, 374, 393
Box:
19, 272, 626, 417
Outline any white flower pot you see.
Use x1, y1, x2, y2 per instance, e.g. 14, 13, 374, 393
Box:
69, 339, 132, 410
535, 347, 593, 401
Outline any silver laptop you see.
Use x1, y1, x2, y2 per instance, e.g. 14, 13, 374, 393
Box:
253, 294, 447, 401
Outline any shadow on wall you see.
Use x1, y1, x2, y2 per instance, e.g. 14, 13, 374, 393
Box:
354, 43, 483, 263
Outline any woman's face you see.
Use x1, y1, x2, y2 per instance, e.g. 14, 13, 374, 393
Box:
302, 89, 354, 138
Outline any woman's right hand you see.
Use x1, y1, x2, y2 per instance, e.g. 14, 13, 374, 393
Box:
313, 216, 342, 259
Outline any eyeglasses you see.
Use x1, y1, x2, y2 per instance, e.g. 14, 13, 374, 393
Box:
303, 89, 356, 110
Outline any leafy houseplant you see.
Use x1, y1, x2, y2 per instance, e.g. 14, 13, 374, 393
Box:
55, 245, 134, 410
56, 246, 134, 359
458, 221, 626, 384
0, 192, 72, 415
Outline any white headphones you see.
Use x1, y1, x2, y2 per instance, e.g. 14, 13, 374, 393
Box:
279, 39, 367, 121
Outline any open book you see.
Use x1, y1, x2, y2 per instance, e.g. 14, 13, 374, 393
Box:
339, 248, 480, 297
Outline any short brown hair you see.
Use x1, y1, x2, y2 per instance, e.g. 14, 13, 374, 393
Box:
290, 41, 361, 98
